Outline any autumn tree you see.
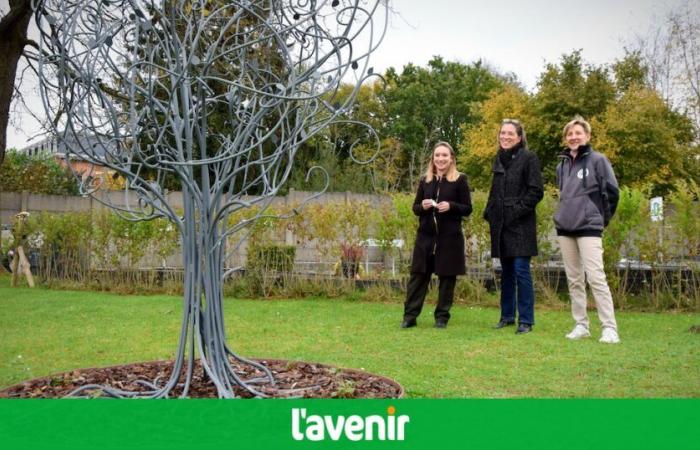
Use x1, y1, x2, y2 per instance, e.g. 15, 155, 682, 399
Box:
460, 51, 619, 188
527, 50, 617, 181
593, 87, 697, 193
458, 84, 533, 189
459, 50, 698, 192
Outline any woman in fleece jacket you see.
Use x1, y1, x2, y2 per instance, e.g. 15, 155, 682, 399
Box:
554, 116, 621, 344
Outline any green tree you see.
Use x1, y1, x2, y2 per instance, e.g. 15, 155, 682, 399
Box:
287, 82, 386, 193
666, 180, 700, 258
383, 57, 504, 188
613, 51, 650, 93
287, 141, 375, 194
328, 83, 387, 162
460, 50, 698, 194
529, 50, 617, 182
593, 87, 696, 193
0, 150, 78, 195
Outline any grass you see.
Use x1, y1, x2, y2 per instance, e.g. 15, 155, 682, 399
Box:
1, 277, 699, 398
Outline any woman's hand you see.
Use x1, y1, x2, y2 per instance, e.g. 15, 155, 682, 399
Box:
436, 201, 450, 213
421, 199, 434, 210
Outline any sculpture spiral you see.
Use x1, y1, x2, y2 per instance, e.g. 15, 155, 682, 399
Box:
33, 0, 387, 398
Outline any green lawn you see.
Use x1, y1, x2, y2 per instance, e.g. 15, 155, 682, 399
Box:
1, 279, 698, 398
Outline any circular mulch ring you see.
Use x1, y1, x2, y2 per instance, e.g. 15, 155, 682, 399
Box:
0, 358, 404, 399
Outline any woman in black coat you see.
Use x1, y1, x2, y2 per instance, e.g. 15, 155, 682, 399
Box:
401, 141, 472, 329
483, 119, 543, 334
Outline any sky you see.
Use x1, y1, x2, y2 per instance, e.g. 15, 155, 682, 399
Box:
370, 0, 683, 88
5, 0, 687, 150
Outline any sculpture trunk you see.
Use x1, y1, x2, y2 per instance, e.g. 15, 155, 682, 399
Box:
33, 0, 386, 398
180, 186, 237, 398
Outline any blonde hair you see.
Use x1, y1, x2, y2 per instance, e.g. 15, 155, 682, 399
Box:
425, 141, 459, 183
563, 115, 592, 139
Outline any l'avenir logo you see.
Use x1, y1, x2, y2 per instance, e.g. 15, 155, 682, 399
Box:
291, 406, 410, 441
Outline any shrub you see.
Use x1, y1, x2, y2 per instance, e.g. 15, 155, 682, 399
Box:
6, 186, 698, 311
461, 190, 489, 266
26, 211, 92, 281
21, 210, 179, 292
0, 151, 78, 195
245, 244, 296, 296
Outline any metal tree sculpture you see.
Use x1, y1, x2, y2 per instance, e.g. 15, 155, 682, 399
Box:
34, 0, 387, 398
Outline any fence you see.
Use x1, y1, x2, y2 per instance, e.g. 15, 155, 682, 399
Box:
2, 188, 699, 310
0, 189, 391, 273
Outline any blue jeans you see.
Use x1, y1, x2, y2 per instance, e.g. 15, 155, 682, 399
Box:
499, 257, 535, 325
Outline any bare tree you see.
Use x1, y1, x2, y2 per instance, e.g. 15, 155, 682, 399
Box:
35, 0, 387, 398
668, 4, 700, 128
633, 2, 700, 129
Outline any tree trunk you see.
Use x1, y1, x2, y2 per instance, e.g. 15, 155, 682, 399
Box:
0, 0, 33, 165
175, 186, 272, 398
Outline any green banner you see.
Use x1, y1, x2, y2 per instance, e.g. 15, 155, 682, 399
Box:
1, 399, 697, 450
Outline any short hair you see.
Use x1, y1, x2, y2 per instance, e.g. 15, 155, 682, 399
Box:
563, 115, 592, 138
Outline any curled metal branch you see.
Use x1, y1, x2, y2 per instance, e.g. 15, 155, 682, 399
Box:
34, 0, 387, 398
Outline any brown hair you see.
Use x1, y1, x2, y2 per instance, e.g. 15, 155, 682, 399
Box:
498, 118, 528, 148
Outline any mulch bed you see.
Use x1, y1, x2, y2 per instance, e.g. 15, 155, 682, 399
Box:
0, 358, 403, 399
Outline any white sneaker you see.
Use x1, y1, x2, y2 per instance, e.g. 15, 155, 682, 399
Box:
599, 327, 620, 344
565, 325, 591, 340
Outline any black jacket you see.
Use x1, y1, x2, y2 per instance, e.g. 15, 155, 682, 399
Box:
410, 173, 472, 276
484, 146, 544, 258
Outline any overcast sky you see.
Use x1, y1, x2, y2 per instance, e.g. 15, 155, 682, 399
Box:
371, 0, 684, 88
6, 0, 688, 149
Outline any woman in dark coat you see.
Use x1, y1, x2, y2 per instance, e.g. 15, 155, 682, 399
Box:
401, 141, 472, 329
483, 119, 543, 334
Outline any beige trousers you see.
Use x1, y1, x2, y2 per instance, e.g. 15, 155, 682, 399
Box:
558, 236, 618, 331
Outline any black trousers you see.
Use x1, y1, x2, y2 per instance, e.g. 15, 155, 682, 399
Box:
403, 254, 457, 323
